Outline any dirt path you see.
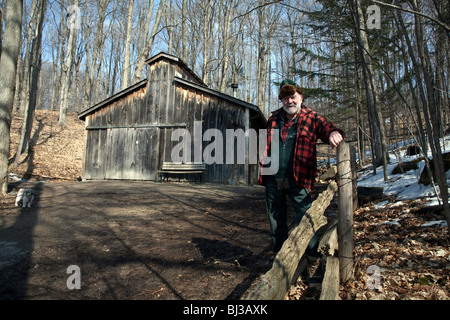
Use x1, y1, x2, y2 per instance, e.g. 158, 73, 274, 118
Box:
0, 181, 276, 300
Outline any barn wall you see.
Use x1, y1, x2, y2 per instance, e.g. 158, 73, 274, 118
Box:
168, 82, 258, 185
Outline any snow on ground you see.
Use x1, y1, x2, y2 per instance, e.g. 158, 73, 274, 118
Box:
357, 136, 450, 208
357, 157, 439, 202
354, 136, 450, 229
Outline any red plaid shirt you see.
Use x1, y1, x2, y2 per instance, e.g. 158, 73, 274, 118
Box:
258, 105, 344, 190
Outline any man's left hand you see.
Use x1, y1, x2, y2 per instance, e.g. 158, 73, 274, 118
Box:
329, 131, 343, 149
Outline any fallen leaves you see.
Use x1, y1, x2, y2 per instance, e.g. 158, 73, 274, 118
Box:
342, 198, 449, 300
9, 110, 84, 182
286, 198, 449, 300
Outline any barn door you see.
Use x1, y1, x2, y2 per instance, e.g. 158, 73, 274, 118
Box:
129, 127, 159, 180
104, 127, 159, 180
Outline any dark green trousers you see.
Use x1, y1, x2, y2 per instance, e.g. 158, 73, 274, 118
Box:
265, 178, 317, 253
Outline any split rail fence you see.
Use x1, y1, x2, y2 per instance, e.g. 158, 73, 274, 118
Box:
246, 141, 357, 300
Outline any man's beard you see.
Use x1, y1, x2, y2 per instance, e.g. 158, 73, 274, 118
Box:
283, 103, 300, 115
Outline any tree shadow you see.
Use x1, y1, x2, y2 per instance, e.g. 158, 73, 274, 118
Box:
0, 182, 42, 299
225, 244, 274, 300
8, 117, 49, 180
191, 237, 275, 300
192, 237, 253, 264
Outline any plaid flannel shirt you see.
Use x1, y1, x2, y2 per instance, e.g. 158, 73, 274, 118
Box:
258, 105, 344, 190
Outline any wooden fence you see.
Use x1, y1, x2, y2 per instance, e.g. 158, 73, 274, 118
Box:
246, 141, 357, 300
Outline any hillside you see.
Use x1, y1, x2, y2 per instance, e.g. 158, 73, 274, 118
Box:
8, 110, 85, 182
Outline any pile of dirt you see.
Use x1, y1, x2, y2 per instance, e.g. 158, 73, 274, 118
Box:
8, 110, 84, 182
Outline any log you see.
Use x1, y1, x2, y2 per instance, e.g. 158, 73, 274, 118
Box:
319, 165, 337, 181
318, 218, 338, 256
245, 181, 338, 300
419, 152, 450, 186
319, 256, 340, 300
357, 186, 384, 205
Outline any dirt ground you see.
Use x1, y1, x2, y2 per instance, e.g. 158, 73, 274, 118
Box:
4, 111, 448, 301
2, 110, 331, 301
0, 180, 282, 300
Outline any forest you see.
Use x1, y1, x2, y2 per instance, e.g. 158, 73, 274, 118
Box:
0, 0, 449, 229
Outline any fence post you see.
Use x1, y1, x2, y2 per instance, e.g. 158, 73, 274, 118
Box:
337, 141, 354, 284
350, 145, 358, 212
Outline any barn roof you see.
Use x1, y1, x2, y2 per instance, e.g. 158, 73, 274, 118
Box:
78, 79, 148, 121
78, 52, 266, 124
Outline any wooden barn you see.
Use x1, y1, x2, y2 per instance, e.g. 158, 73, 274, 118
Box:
78, 52, 267, 185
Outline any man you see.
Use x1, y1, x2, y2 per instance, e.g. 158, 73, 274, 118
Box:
259, 79, 344, 274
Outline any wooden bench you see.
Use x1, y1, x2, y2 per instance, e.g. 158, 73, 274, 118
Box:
158, 162, 206, 183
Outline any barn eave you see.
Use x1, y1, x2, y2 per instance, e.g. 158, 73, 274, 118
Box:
78, 78, 148, 121
173, 76, 267, 126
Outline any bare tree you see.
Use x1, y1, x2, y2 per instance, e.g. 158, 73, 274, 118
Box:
58, 0, 79, 126
133, 0, 168, 83
85, 0, 110, 104
14, 0, 46, 166
411, 0, 450, 233
352, 0, 389, 180
121, 0, 135, 90
0, 0, 23, 194
200, 0, 214, 86
255, 0, 280, 115
181, 0, 187, 61
0, 6, 3, 58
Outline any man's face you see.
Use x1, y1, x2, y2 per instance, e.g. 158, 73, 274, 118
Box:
281, 92, 303, 115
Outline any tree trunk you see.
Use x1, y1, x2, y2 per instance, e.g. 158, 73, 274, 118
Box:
412, 0, 450, 236
319, 256, 340, 300
85, 0, 108, 104
58, 0, 79, 126
132, 0, 168, 84
0, 0, 23, 194
201, 0, 211, 86
51, 2, 67, 111
14, 0, 46, 166
0, 8, 3, 58
165, 0, 174, 55
17, 0, 36, 115
256, 1, 268, 115
121, 0, 134, 90
337, 141, 354, 284
181, 0, 187, 62
395, 11, 428, 155
218, 0, 233, 93
352, 0, 389, 180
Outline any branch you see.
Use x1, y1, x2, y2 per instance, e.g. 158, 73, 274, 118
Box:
370, 0, 450, 32
231, 0, 283, 23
